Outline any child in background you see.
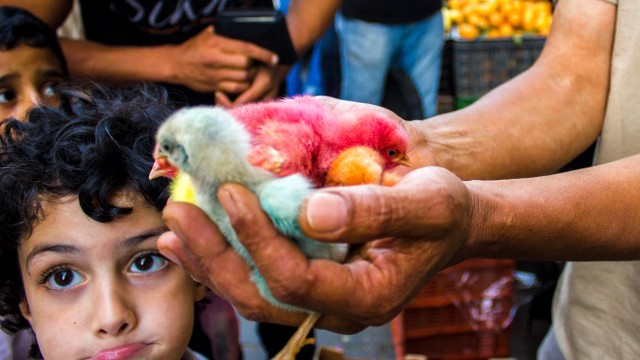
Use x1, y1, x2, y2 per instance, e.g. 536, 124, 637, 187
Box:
0, 6, 68, 121
0, 7, 69, 358
0, 8, 241, 358
0, 83, 208, 360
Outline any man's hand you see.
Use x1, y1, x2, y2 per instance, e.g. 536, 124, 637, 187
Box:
215, 64, 291, 107
158, 167, 474, 332
170, 26, 279, 94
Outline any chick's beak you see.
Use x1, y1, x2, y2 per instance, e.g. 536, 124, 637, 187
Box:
393, 153, 411, 168
149, 156, 178, 180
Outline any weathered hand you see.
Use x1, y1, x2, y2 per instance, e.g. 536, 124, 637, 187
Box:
158, 167, 474, 332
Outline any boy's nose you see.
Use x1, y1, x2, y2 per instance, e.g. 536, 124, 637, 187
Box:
92, 282, 137, 336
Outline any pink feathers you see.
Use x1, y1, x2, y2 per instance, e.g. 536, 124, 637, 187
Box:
231, 96, 409, 187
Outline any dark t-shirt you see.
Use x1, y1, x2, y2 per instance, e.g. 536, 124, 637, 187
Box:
79, 0, 273, 105
341, 0, 440, 24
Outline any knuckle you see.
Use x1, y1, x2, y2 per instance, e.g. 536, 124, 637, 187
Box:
270, 270, 315, 305
240, 308, 266, 322
236, 298, 268, 322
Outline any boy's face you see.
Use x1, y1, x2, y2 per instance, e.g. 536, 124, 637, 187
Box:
0, 44, 65, 121
17, 194, 205, 360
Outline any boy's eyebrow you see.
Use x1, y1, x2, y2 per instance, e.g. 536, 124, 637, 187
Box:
0, 69, 63, 86
39, 68, 65, 79
119, 227, 168, 249
25, 227, 169, 273
0, 73, 18, 84
25, 244, 79, 274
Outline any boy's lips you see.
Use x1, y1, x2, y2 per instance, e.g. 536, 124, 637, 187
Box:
91, 342, 149, 360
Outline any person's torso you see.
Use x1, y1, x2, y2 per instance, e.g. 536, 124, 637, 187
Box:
553, 1, 640, 358
79, 0, 271, 45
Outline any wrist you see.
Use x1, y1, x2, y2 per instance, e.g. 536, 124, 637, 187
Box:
149, 44, 180, 84
457, 180, 508, 261
404, 120, 437, 169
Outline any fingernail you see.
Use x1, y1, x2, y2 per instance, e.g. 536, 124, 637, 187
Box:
163, 248, 182, 267
271, 54, 279, 65
219, 188, 238, 220
306, 193, 348, 233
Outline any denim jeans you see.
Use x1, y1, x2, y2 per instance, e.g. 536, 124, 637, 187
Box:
335, 10, 444, 118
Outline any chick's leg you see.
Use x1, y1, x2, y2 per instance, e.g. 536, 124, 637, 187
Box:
271, 312, 322, 360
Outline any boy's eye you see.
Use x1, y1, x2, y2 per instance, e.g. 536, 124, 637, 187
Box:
0, 89, 17, 103
130, 253, 169, 273
42, 82, 59, 98
44, 269, 84, 290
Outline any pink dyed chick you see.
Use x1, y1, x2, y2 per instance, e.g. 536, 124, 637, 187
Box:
229, 96, 410, 187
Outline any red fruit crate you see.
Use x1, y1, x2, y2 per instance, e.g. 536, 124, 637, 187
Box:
392, 259, 515, 360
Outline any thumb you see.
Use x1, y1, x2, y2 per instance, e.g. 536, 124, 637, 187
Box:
299, 167, 469, 244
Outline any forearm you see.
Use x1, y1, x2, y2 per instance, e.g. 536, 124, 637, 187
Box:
464, 155, 640, 261
286, 0, 341, 55
61, 39, 176, 84
406, 0, 614, 180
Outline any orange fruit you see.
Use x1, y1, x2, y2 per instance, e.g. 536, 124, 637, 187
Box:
449, 8, 462, 24
508, 11, 522, 28
467, 13, 490, 29
538, 14, 553, 35
476, 1, 497, 17
522, 5, 537, 32
498, 22, 514, 37
489, 12, 504, 27
460, 2, 476, 16
458, 23, 480, 40
535, 1, 552, 16
534, 12, 548, 32
500, 1, 514, 16
512, 0, 524, 15
448, 0, 462, 10
487, 28, 502, 38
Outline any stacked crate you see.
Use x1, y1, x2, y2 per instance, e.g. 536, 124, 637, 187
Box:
394, 259, 515, 359
451, 37, 545, 109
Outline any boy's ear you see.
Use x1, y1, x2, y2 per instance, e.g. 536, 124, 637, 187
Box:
19, 300, 34, 325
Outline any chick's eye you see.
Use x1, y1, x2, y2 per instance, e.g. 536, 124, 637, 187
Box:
43, 268, 84, 290
387, 149, 398, 157
131, 253, 169, 273
161, 143, 172, 153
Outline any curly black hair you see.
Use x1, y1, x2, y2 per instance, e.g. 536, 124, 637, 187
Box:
0, 83, 173, 337
0, 6, 68, 77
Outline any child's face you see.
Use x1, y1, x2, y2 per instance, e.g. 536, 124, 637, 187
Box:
17, 194, 205, 360
0, 44, 65, 121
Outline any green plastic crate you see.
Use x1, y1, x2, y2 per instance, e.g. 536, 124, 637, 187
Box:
452, 37, 545, 99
